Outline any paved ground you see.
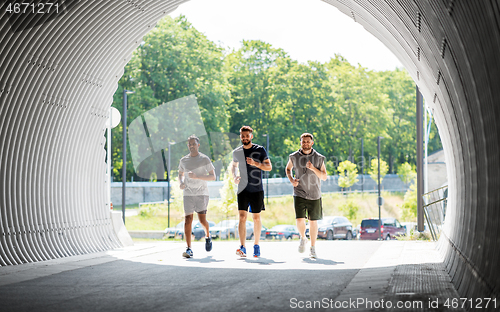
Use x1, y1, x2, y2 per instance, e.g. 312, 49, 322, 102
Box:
0, 240, 463, 311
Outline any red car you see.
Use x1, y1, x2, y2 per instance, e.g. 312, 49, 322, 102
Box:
359, 218, 405, 240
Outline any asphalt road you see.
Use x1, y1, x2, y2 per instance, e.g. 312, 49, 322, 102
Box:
0, 240, 384, 312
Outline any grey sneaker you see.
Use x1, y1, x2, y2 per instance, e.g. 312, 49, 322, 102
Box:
298, 237, 308, 253
309, 246, 317, 259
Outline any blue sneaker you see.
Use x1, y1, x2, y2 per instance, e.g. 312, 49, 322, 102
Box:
182, 247, 193, 258
236, 245, 246, 257
253, 244, 260, 257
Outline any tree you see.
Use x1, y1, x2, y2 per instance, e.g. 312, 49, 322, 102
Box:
397, 162, 416, 187
112, 15, 230, 181
110, 15, 438, 183
337, 160, 359, 191
368, 158, 388, 184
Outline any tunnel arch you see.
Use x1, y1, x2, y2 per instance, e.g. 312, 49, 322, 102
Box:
0, 0, 499, 301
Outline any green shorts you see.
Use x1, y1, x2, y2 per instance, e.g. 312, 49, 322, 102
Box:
294, 196, 323, 220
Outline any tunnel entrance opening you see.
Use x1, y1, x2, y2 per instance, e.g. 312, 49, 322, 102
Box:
1, 0, 499, 302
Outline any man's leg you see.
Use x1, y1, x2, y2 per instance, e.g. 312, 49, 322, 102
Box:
309, 220, 318, 247
184, 214, 194, 247
252, 213, 261, 245
238, 210, 247, 247
295, 196, 309, 253
296, 218, 307, 238
198, 212, 209, 238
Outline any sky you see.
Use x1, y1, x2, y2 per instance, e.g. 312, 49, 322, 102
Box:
169, 0, 403, 71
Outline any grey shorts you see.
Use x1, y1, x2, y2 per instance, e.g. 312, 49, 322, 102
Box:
183, 196, 209, 216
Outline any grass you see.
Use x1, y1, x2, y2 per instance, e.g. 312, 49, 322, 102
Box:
124, 192, 406, 231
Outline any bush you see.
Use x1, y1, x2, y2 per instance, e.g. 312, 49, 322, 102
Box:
339, 199, 359, 221
400, 182, 417, 221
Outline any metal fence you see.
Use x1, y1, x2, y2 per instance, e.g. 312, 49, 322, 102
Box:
422, 185, 448, 240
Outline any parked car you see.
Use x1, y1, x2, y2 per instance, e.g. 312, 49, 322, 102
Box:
236, 221, 269, 240
352, 226, 359, 239
305, 216, 354, 240
317, 216, 354, 240
401, 222, 417, 236
359, 217, 405, 240
260, 225, 268, 240
164, 220, 215, 240
209, 220, 239, 239
265, 225, 300, 240
164, 221, 185, 239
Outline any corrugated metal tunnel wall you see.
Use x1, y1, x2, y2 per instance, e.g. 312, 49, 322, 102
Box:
0, 0, 499, 303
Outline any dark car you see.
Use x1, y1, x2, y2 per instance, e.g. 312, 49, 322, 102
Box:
359, 217, 405, 240
192, 221, 216, 240
315, 216, 354, 240
265, 225, 300, 240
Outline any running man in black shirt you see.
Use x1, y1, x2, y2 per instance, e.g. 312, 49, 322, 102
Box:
232, 126, 272, 257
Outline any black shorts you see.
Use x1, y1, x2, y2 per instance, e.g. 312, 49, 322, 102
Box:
294, 196, 323, 220
237, 190, 265, 213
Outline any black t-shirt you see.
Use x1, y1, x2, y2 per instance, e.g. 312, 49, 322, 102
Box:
232, 144, 269, 193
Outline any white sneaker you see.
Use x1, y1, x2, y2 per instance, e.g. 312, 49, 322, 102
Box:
298, 237, 308, 253
310, 246, 317, 259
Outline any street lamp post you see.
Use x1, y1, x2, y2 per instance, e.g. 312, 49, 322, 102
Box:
416, 86, 424, 232
360, 138, 364, 195
377, 136, 383, 240
263, 134, 269, 205
167, 141, 175, 228
122, 89, 135, 224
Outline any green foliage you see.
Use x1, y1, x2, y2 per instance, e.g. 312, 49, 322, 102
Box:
219, 165, 237, 215
111, 15, 441, 182
339, 199, 359, 221
111, 15, 230, 182
337, 160, 359, 189
400, 182, 417, 221
368, 158, 389, 184
326, 160, 336, 176
138, 203, 164, 218
397, 162, 416, 186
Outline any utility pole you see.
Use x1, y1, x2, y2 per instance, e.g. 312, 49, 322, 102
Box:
122, 89, 135, 224
416, 86, 424, 232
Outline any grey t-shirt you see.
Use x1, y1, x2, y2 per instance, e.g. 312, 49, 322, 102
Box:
178, 153, 215, 196
289, 149, 325, 200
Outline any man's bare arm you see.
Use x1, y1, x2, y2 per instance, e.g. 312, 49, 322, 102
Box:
246, 158, 272, 171
231, 161, 241, 184
306, 161, 327, 181
188, 169, 216, 181
286, 159, 299, 187
178, 170, 186, 189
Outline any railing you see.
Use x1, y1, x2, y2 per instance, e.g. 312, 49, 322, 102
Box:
422, 185, 448, 240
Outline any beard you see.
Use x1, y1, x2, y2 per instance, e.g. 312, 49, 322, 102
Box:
302, 145, 312, 151
241, 139, 251, 146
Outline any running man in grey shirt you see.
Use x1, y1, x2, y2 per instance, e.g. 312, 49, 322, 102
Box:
286, 133, 327, 258
178, 135, 216, 258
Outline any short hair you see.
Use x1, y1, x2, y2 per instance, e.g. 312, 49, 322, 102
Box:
239, 126, 253, 133
300, 133, 314, 141
187, 134, 200, 143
